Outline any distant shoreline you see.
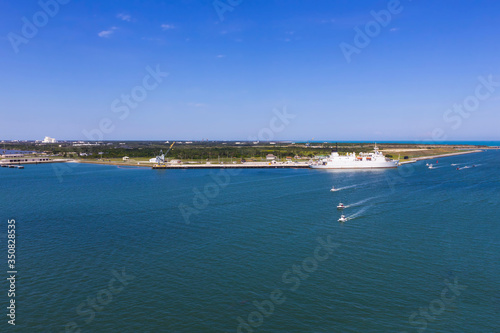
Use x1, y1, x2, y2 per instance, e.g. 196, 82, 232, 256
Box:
73, 149, 485, 169
412, 149, 484, 160
399, 149, 483, 164
1, 142, 493, 168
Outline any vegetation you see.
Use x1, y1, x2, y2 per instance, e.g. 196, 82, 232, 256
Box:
1, 141, 485, 163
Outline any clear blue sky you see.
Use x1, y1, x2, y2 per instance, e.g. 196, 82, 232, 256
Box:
1, 0, 499, 141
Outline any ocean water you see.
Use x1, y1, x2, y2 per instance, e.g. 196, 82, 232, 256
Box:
1, 150, 499, 332
311, 141, 500, 146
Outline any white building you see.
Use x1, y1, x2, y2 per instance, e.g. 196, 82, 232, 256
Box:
1, 153, 24, 158
0, 157, 50, 164
42, 136, 57, 143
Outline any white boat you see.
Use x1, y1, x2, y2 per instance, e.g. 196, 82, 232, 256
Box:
337, 203, 345, 210
428, 164, 434, 169
338, 215, 347, 222
311, 144, 398, 169
330, 186, 338, 192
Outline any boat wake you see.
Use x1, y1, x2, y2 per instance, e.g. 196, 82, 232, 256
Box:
345, 205, 372, 221
332, 184, 359, 192
457, 164, 480, 170
345, 196, 378, 208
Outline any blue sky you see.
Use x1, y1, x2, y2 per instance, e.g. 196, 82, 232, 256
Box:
1, 0, 499, 141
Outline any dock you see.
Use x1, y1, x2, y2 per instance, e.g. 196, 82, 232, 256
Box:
3, 165, 24, 169
153, 162, 311, 169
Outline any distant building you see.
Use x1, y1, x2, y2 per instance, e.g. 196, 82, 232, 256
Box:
1, 153, 24, 158
123, 156, 130, 161
42, 136, 57, 143
266, 154, 276, 160
1, 157, 50, 164
73, 141, 96, 146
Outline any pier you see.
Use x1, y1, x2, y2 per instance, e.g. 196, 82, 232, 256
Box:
152, 162, 311, 169
2, 165, 24, 169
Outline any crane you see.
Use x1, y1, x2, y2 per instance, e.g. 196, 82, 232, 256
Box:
153, 142, 175, 169
165, 142, 175, 157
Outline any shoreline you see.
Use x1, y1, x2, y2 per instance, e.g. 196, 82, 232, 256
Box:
75, 149, 485, 169
2, 149, 486, 169
411, 149, 483, 160
399, 149, 483, 165
74, 160, 151, 168
77, 160, 311, 169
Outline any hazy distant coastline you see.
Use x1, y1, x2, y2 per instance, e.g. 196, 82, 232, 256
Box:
1, 141, 492, 168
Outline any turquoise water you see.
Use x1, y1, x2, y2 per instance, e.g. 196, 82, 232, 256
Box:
1, 150, 499, 332
310, 141, 500, 146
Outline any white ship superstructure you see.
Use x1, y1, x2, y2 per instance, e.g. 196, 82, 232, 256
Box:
310, 145, 399, 169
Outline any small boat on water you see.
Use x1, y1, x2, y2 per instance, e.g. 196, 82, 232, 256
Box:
428, 164, 434, 169
337, 203, 345, 210
338, 215, 347, 223
330, 186, 338, 192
